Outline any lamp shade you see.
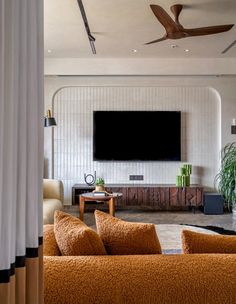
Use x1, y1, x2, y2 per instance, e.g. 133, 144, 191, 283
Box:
44, 117, 56, 127
44, 109, 57, 127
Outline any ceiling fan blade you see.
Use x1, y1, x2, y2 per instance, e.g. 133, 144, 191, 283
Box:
144, 36, 167, 45
170, 4, 183, 25
150, 4, 179, 32
184, 24, 234, 37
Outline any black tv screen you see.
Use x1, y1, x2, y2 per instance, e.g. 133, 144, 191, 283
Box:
93, 111, 181, 161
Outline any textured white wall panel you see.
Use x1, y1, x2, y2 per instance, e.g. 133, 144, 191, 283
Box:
52, 86, 220, 205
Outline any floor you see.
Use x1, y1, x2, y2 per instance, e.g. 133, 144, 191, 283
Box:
64, 205, 236, 231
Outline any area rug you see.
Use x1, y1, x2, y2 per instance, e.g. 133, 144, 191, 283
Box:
180, 224, 236, 235
155, 224, 219, 254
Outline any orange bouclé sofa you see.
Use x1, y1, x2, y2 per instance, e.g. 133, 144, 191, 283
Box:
44, 227, 236, 304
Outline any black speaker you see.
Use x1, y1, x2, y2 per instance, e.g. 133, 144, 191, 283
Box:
204, 193, 224, 215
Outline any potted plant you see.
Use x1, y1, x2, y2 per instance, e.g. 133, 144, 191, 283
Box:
215, 142, 236, 213
95, 177, 105, 192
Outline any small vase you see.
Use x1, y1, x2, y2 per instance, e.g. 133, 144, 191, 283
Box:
179, 167, 186, 175
186, 175, 190, 186
95, 185, 105, 192
176, 175, 182, 187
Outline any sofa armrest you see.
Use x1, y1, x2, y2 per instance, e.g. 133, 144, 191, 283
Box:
43, 179, 64, 203
44, 254, 236, 304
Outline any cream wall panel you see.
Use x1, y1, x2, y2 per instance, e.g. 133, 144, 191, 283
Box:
50, 85, 220, 205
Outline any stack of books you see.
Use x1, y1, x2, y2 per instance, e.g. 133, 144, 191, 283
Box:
93, 191, 110, 196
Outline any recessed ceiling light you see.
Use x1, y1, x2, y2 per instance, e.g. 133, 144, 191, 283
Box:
184, 49, 190, 52
47, 49, 52, 53
171, 44, 178, 48
132, 49, 138, 53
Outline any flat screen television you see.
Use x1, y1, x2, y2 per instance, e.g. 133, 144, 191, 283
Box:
93, 111, 181, 161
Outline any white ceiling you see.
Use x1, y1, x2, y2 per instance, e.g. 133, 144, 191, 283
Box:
44, 0, 236, 58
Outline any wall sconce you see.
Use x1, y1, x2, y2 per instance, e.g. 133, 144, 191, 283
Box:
231, 118, 236, 134
44, 110, 57, 127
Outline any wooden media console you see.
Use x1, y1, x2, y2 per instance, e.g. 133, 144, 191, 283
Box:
72, 184, 203, 211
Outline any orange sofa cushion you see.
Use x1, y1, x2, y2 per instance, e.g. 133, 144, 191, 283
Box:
95, 210, 162, 255
182, 229, 236, 254
44, 254, 236, 304
43, 224, 60, 256
54, 211, 107, 256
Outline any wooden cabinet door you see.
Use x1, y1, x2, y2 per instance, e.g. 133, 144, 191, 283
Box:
137, 187, 150, 207
137, 187, 169, 210
169, 187, 186, 207
196, 187, 203, 207
127, 187, 138, 206
154, 187, 170, 210
185, 187, 197, 206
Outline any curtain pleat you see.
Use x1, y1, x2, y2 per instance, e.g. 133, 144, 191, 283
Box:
0, 283, 10, 303
15, 268, 26, 304
10, 276, 15, 304
26, 258, 39, 304
38, 244, 44, 304
0, 0, 44, 303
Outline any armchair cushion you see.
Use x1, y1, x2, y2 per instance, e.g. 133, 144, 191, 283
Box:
43, 199, 63, 225
43, 179, 64, 202
43, 179, 64, 224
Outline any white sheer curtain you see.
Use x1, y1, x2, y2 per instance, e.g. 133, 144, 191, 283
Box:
0, 0, 44, 303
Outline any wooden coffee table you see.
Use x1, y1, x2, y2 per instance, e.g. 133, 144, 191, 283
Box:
79, 192, 122, 221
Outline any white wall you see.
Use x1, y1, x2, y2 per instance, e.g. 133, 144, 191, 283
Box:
44, 58, 236, 76
44, 76, 236, 205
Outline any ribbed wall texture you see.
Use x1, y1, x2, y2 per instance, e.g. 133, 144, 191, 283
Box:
53, 86, 220, 205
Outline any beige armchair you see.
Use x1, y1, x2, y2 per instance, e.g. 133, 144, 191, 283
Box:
43, 179, 64, 224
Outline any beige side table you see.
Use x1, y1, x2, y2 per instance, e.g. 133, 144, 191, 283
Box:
79, 192, 122, 221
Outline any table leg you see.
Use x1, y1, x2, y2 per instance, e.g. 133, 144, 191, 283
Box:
79, 196, 85, 221
108, 197, 115, 217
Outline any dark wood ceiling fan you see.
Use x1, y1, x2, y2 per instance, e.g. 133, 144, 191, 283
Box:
145, 4, 234, 45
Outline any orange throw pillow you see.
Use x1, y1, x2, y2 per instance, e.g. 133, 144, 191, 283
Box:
43, 224, 61, 256
95, 210, 162, 255
182, 229, 236, 254
54, 211, 107, 256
